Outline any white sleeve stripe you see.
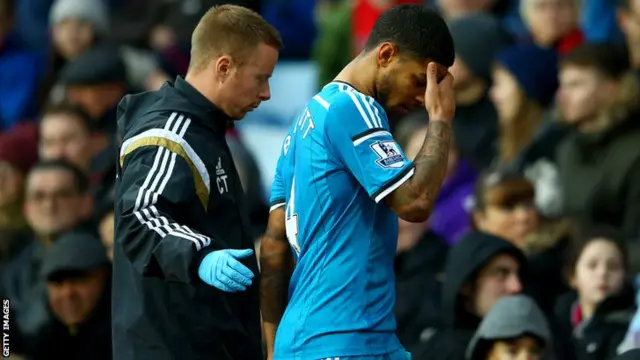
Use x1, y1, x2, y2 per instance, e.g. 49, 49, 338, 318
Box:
136, 146, 206, 248
357, 92, 382, 128
135, 130, 167, 213
134, 206, 204, 246
367, 96, 384, 128
179, 224, 210, 244
153, 204, 209, 245
313, 94, 330, 110
120, 114, 211, 195
352, 130, 392, 146
345, 91, 374, 129
144, 141, 173, 209
374, 167, 416, 203
338, 85, 375, 129
269, 203, 285, 213
131, 113, 211, 251
336, 83, 385, 129
133, 201, 204, 246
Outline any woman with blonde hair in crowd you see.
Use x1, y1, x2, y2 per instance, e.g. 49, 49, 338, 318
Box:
490, 42, 567, 229
490, 43, 558, 165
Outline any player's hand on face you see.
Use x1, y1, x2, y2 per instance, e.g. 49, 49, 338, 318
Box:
424, 62, 455, 124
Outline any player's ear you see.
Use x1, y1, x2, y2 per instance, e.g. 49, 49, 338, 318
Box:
215, 55, 233, 82
376, 43, 397, 68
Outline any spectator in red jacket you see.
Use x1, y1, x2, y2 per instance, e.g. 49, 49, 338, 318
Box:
520, 0, 583, 54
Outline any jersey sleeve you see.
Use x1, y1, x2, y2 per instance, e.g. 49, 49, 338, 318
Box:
269, 151, 286, 212
324, 93, 415, 203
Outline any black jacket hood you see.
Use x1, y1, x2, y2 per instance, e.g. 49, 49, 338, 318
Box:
442, 231, 527, 328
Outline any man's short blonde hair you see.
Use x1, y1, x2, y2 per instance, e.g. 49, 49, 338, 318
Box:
189, 5, 283, 72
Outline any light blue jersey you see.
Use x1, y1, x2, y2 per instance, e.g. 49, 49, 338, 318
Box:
269, 82, 416, 359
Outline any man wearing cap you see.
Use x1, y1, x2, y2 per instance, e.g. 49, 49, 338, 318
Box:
112, 5, 281, 360
28, 231, 111, 360
57, 44, 128, 133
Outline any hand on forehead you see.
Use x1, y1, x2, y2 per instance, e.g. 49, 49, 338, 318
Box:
422, 60, 449, 83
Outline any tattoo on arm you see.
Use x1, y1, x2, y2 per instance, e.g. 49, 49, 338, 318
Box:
260, 208, 291, 339
386, 120, 452, 221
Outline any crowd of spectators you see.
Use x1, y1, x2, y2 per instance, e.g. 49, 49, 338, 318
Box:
1, 0, 640, 359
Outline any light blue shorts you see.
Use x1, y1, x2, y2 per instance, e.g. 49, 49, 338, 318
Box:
320, 349, 411, 360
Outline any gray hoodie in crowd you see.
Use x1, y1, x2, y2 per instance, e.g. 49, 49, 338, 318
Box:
466, 294, 552, 360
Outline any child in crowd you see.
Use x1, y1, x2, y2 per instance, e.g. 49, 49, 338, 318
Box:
555, 225, 636, 360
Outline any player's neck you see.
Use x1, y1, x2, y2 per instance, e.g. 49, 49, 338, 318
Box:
334, 56, 376, 98
186, 70, 232, 117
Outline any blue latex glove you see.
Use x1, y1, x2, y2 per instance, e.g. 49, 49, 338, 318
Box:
198, 249, 255, 292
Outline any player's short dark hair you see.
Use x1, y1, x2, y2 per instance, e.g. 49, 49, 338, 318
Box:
29, 159, 89, 193
364, 4, 455, 67
41, 102, 94, 132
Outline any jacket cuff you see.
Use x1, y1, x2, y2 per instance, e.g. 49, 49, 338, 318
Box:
190, 245, 217, 283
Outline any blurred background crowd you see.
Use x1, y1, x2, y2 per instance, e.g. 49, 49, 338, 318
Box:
1, 0, 640, 359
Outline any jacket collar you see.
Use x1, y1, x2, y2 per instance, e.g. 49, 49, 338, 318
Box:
173, 76, 231, 136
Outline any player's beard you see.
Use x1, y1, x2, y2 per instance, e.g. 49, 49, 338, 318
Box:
375, 72, 393, 113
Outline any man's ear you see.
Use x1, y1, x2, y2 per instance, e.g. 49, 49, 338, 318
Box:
215, 56, 233, 82
376, 42, 397, 68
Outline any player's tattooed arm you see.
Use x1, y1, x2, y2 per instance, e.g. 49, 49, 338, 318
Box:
384, 120, 451, 222
385, 62, 455, 222
260, 207, 292, 357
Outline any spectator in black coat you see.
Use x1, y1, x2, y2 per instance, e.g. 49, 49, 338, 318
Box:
411, 231, 527, 360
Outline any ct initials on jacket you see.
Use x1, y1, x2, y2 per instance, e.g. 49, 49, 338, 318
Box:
112, 76, 262, 360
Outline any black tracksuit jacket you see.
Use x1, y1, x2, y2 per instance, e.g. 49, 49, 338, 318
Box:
112, 77, 262, 360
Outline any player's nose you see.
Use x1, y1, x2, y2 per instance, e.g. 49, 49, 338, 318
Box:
415, 94, 425, 106
260, 90, 271, 101
259, 83, 272, 101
